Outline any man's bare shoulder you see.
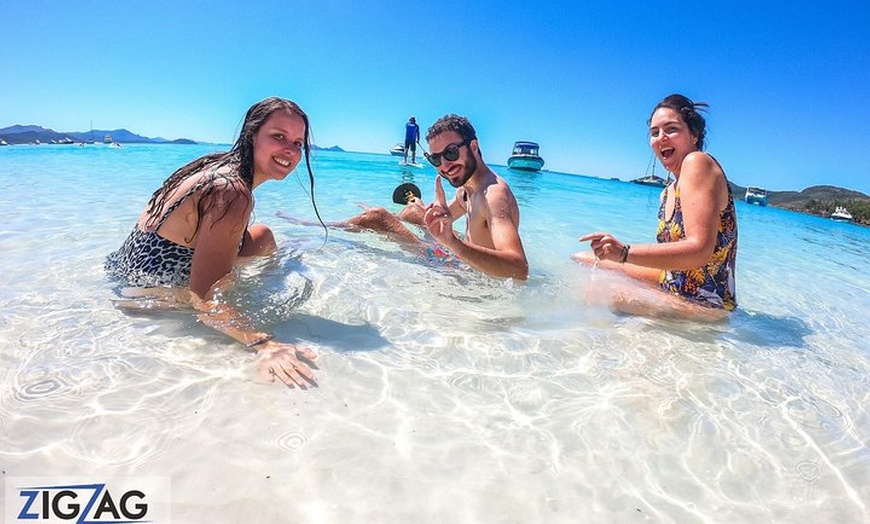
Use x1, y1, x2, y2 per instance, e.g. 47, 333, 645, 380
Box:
487, 176, 519, 206
476, 173, 510, 197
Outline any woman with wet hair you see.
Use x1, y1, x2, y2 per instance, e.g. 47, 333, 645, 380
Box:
106, 97, 324, 387
575, 94, 738, 318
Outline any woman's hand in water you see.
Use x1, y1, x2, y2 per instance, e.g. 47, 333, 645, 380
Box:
578, 232, 626, 262
571, 250, 598, 265
255, 341, 318, 388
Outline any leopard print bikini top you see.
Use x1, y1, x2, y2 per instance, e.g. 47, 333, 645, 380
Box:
105, 181, 207, 288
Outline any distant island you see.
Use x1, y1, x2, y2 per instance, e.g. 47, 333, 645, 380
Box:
0, 124, 348, 154
726, 182, 870, 226
624, 174, 868, 226
0, 124, 196, 145
312, 144, 345, 152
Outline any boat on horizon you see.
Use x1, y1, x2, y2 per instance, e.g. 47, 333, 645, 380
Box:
104, 134, 113, 144
507, 141, 544, 172
631, 174, 668, 187
632, 154, 669, 188
831, 206, 853, 222
389, 143, 405, 156
744, 186, 768, 206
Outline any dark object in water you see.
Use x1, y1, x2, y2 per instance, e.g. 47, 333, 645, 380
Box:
392, 182, 422, 204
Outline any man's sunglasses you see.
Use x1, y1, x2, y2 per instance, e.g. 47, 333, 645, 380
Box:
424, 139, 470, 167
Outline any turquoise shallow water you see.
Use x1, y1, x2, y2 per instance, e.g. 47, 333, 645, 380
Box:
1, 144, 868, 522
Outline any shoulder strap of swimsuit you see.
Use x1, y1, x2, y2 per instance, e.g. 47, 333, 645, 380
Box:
706, 154, 734, 200
154, 180, 209, 230
708, 154, 728, 178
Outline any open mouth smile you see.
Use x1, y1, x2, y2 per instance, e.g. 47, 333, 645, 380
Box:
273, 156, 291, 167
440, 165, 461, 179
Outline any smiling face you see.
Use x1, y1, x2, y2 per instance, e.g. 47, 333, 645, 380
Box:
427, 130, 477, 188
252, 109, 306, 184
649, 107, 699, 175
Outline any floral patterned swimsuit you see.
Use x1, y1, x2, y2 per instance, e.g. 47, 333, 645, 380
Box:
656, 171, 738, 310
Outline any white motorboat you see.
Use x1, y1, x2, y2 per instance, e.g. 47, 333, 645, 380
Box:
744, 186, 768, 206
507, 141, 544, 172
831, 206, 853, 222
389, 143, 405, 156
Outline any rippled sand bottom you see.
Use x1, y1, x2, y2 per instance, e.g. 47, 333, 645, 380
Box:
2, 147, 868, 522
2, 244, 868, 523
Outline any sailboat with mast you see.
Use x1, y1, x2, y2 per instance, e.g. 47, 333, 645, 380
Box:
632, 153, 669, 187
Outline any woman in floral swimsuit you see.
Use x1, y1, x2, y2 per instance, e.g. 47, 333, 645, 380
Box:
106, 97, 324, 387
574, 94, 738, 316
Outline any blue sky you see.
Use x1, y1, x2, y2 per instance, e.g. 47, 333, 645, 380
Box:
3, 1, 869, 193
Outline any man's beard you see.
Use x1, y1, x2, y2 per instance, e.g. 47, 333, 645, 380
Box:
447, 154, 477, 188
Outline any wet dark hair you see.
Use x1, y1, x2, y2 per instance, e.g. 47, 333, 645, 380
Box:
426, 114, 481, 159
144, 97, 324, 240
649, 94, 709, 151
426, 114, 477, 143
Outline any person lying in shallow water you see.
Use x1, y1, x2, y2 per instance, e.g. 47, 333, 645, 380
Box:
105, 97, 324, 388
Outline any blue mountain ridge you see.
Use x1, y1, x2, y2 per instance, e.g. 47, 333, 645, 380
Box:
0, 125, 344, 150
0, 125, 195, 144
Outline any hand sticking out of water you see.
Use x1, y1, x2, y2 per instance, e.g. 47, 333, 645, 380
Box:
423, 175, 455, 244
571, 250, 598, 266
255, 341, 318, 389
577, 232, 625, 263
